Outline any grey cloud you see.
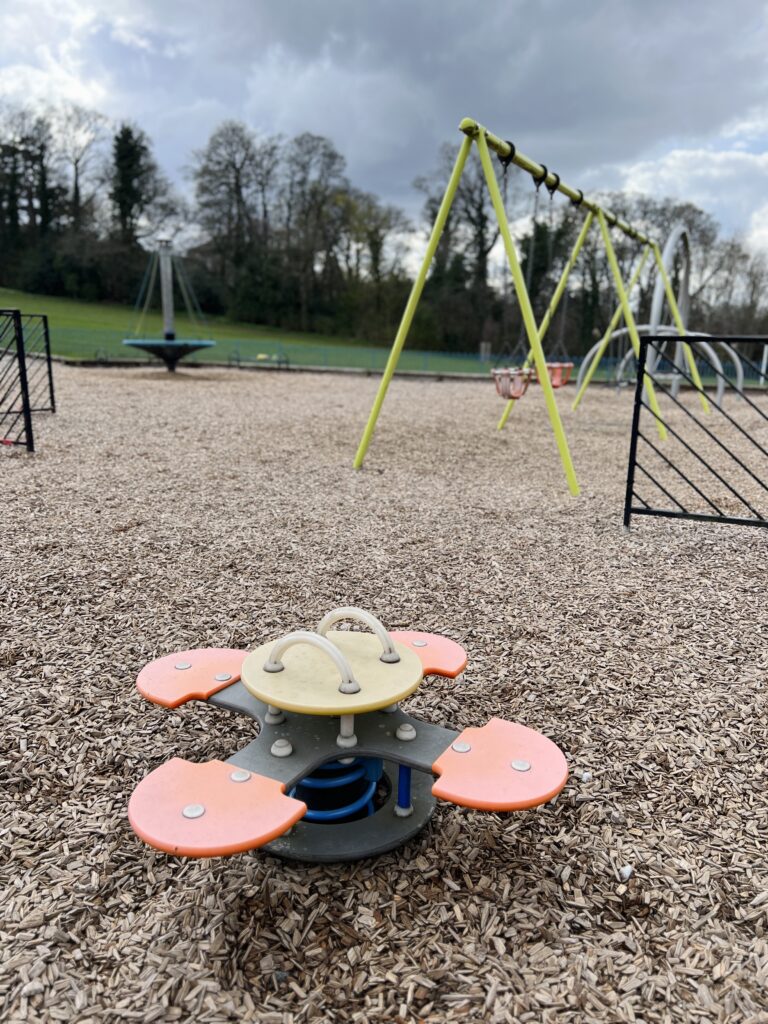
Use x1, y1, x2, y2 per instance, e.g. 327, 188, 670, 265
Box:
2, 0, 767, 234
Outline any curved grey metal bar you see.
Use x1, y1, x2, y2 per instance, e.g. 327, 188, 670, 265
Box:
649, 222, 691, 333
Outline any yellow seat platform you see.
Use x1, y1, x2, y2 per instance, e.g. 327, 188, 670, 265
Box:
241, 630, 424, 715
128, 758, 307, 857
432, 718, 569, 811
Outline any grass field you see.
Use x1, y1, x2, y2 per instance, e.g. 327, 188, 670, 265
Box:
7, 286, 735, 386
0, 287, 492, 375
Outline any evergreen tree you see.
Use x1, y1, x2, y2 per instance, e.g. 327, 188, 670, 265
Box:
109, 124, 166, 245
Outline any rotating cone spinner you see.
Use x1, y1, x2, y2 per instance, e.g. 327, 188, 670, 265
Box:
129, 608, 568, 862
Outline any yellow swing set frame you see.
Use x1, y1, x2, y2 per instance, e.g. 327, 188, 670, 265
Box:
353, 118, 707, 497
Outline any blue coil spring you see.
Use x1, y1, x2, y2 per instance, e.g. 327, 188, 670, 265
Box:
290, 758, 383, 823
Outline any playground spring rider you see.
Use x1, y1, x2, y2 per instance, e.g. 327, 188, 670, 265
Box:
129, 607, 569, 861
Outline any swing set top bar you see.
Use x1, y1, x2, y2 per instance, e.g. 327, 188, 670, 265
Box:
459, 118, 655, 248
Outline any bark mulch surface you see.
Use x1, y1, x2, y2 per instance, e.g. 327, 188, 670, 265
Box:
2, 365, 767, 1024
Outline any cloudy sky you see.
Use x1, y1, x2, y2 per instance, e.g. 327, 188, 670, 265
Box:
2, 0, 768, 248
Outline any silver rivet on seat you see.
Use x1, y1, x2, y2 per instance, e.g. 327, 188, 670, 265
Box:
214, 672, 232, 682
182, 803, 205, 818
412, 640, 428, 648
396, 723, 416, 742
511, 759, 531, 772
452, 741, 471, 753
174, 662, 192, 671
230, 769, 251, 782
271, 738, 293, 757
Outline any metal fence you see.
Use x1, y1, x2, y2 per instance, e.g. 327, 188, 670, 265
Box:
1, 310, 55, 453
624, 336, 768, 529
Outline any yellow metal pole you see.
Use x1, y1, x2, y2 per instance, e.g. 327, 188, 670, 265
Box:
353, 135, 473, 469
460, 118, 654, 246
571, 247, 650, 411
497, 210, 594, 430
651, 243, 710, 413
597, 210, 666, 440
475, 129, 580, 496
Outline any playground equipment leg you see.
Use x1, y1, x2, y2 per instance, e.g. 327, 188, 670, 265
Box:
597, 211, 667, 441
571, 247, 650, 411
353, 135, 473, 469
475, 131, 580, 496
651, 243, 710, 413
497, 211, 594, 430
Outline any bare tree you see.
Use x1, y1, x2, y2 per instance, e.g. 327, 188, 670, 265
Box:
54, 103, 108, 230
192, 121, 281, 295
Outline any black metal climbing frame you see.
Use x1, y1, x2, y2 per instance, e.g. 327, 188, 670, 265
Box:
624, 336, 768, 530
1, 309, 55, 453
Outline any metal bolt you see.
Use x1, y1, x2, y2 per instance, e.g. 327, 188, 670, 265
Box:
182, 803, 205, 819
230, 769, 251, 783
412, 640, 428, 648
511, 759, 531, 772
271, 738, 293, 758
452, 741, 471, 753
174, 662, 192, 671
214, 672, 232, 682
396, 723, 416, 742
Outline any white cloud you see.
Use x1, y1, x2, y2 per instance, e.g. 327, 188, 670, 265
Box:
0, 1, 106, 107
593, 147, 768, 243
109, 20, 156, 55
746, 203, 768, 253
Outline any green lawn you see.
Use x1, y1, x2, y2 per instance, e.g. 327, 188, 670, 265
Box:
8, 286, 702, 386
0, 287, 494, 374
0, 287, 356, 345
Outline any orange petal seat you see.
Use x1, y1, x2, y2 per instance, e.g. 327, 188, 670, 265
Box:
432, 718, 568, 811
136, 648, 247, 708
491, 368, 534, 400
535, 361, 574, 389
389, 631, 467, 678
128, 758, 307, 857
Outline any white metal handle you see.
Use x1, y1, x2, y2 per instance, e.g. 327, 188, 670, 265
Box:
263, 631, 361, 694
316, 607, 400, 664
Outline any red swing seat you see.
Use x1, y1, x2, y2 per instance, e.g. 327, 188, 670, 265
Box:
534, 361, 574, 389
491, 367, 534, 400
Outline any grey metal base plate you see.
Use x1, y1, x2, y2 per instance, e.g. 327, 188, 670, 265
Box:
263, 761, 435, 863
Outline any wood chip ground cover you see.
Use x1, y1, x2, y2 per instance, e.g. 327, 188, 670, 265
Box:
1, 366, 767, 1024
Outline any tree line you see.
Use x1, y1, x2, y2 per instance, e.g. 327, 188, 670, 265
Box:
1, 101, 766, 354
